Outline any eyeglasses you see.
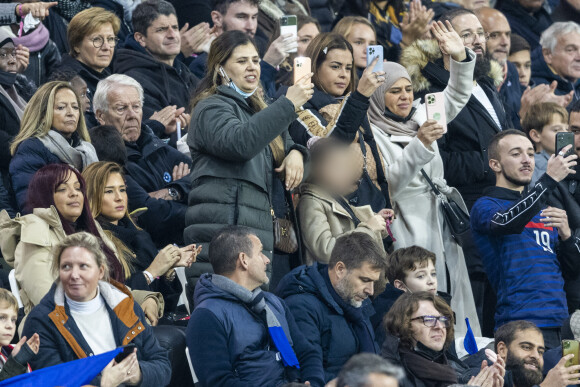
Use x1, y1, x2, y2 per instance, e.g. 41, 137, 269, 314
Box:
89, 36, 120, 49
0, 49, 16, 59
411, 315, 451, 328
460, 32, 490, 44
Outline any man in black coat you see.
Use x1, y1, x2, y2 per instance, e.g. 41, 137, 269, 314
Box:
113, 0, 199, 141
93, 74, 192, 247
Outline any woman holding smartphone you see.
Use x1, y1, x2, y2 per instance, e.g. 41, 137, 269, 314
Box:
367, 21, 479, 337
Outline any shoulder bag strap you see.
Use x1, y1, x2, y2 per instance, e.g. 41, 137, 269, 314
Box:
420, 168, 444, 199
335, 195, 362, 226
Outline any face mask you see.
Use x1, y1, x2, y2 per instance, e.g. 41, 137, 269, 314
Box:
219, 66, 258, 98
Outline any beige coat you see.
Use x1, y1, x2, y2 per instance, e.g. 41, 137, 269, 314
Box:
297, 183, 386, 265
0, 207, 163, 317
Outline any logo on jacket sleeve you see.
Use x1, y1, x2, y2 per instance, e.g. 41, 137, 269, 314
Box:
163, 172, 172, 183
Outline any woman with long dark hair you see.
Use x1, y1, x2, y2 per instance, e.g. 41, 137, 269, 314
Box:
185, 30, 313, 288
0, 164, 161, 325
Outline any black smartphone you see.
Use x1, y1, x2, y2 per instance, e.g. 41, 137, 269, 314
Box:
556, 132, 575, 157
114, 343, 137, 363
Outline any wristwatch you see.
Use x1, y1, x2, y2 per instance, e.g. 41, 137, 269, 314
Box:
168, 187, 180, 200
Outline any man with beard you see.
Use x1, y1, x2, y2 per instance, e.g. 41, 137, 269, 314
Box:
471, 130, 580, 348
400, 7, 512, 337
276, 233, 386, 383
495, 320, 580, 387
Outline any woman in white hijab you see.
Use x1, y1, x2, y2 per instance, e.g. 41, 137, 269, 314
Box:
368, 21, 480, 337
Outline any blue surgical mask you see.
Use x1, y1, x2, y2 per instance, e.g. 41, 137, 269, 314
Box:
219, 66, 258, 98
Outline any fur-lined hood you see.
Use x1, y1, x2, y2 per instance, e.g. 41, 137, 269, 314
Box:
400, 39, 504, 93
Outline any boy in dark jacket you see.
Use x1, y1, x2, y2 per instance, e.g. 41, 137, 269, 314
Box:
0, 289, 38, 381
471, 129, 580, 349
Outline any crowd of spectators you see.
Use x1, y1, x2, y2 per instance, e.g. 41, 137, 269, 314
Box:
0, 0, 576, 385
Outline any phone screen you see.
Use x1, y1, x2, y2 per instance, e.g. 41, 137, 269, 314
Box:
280, 15, 297, 53
556, 132, 575, 157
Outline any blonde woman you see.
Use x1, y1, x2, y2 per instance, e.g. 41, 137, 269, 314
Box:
333, 16, 377, 78
9, 81, 97, 211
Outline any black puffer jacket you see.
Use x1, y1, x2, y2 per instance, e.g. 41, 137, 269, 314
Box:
184, 86, 303, 290
400, 39, 510, 211
23, 40, 61, 87
308, 0, 339, 31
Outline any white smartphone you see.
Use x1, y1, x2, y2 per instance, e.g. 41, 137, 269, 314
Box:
294, 57, 311, 85
425, 92, 447, 134
366, 45, 384, 73
280, 15, 298, 53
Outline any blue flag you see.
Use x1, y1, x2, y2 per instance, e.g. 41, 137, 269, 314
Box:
464, 317, 478, 355
0, 347, 122, 387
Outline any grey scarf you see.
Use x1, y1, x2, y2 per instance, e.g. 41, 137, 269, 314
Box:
39, 130, 99, 171
211, 274, 300, 368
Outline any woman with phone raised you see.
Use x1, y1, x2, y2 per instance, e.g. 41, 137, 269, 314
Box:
22, 232, 171, 387
290, 32, 389, 213
367, 21, 479, 337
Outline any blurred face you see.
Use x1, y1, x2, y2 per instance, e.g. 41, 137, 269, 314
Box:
59, 246, 105, 302
221, 43, 261, 93
570, 112, 580, 156
479, 11, 511, 65
0, 42, 18, 73
346, 23, 376, 69
366, 373, 399, 387
245, 235, 270, 288
491, 135, 535, 189
53, 172, 84, 223
384, 78, 414, 117
0, 305, 17, 346
544, 32, 580, 82
316, 147, 359, 196
509, 50, 532, 87
52, 88, 80, 137
213, 1, 258, 38
452, 14, 487, 57
529, 113, 569, 154
498, 329, 545, 387
334, 262, 382, 308
317, 48, 353, 97
136, 14, 181, 62
101, 172, 127, 224
516, 0, 545, 12
70, 76, 90, 113
297, 22, 319, 57
396, 259, 438, 294
410, 300, 447, 352
75, 23, 116, 72
96, 85, 143, 142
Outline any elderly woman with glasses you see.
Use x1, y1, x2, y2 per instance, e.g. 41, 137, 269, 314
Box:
381, 292, 506, 387
55, 7, 120, 127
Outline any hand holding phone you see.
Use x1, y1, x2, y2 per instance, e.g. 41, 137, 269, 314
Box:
280, 15, 297, 53
555, 132, 575, 158
425, 92, 447, 134
293, 57, 311, 85
114, 343, 137, 363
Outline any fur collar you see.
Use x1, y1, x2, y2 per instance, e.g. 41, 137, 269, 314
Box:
400, 39, 504, 93
259, 0, 308, 21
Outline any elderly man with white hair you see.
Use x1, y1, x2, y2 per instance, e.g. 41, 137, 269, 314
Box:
91, 74, 192, 247
532, 22, 580, 103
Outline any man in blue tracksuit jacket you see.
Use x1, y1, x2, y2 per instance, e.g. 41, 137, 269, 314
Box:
471, 129, 580, 349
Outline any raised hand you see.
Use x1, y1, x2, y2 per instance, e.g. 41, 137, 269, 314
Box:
18, 2, 57, 20
357, 56, 386, 97
431, 20, 466, 62
546, 144, 577, 182
286, 72, 314, 109
400, 0, 434, 46
180, 22, 213, 57
417, 119, 445, 148
263, 33, 298, 67
15, 45, 29, 73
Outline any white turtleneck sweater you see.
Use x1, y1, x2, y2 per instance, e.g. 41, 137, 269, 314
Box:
66, 290, 117, 355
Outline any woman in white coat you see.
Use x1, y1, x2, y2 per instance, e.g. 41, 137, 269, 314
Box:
367, 21, 480, 337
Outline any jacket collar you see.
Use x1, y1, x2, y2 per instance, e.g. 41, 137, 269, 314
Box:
125, 127, 167, 160
298, 183, 353, 219
482, 185, 526, 200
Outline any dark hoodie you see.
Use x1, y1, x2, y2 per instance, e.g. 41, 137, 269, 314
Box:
187, 273, 324, 387
497, 0, 552, 50
531, 46, 580, 102
276, 263, 379, 383
114, 35, 199, 123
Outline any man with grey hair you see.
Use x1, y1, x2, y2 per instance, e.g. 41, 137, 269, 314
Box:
92, 74, 192, 247
336, 354, 403, 387
532, 22, 580, 103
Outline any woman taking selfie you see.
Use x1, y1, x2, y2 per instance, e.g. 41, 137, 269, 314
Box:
185, 30, 313, 287
9, 81, 98, 211
367, 21, 479, 337
0, 164, 162, 325
22, 232, 171, 387
83, 161, 199, 316
289, 32, 389, 213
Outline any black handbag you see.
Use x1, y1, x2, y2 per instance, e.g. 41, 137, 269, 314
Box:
346, 131, 389, 213
420, 169, 470, 246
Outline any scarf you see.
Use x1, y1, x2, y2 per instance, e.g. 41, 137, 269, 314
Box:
39, 130, 99, 171
10, 24, 50, 52
321, 267, 377, 354
368, 62, 420, 137
399, 342, 458, 387
211, 274, 300, 368
0, 77, 26, 120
